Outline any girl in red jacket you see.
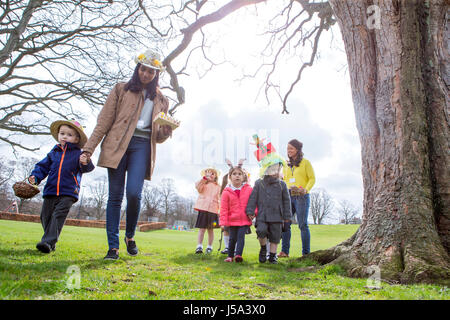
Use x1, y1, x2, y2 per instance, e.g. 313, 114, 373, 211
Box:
220, 159, 253, 263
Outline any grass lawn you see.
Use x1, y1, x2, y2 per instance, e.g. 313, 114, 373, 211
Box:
0, 219, 448, 300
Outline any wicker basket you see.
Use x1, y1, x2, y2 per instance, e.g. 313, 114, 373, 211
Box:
13, 181, 40, 199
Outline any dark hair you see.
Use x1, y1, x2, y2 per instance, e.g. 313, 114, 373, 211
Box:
124, 63, 159, 100
288, 139, 304, 167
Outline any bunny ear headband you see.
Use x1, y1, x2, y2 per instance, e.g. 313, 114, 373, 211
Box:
225, 158, 246, 169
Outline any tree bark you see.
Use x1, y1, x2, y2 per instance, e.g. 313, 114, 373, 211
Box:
308, 0, 450, 284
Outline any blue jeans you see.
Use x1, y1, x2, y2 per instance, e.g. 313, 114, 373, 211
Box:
106, 136, 151, 249
281, 193, 311, 255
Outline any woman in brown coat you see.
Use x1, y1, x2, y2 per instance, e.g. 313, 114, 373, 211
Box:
81, 49, 172, 260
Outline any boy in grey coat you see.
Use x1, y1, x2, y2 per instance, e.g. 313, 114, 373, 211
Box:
246, 163, 292, 264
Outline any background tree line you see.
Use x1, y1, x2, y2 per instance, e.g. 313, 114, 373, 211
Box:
0, 156, 361, 226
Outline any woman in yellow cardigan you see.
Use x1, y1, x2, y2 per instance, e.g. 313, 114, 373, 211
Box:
279, 139, 315, 257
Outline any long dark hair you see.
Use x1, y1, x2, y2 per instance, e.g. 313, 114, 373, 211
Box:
288, 139, 304, 167
124, 63, 159, 100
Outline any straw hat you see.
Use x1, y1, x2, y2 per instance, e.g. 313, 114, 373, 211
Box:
134, 49, 165, 72
200, 167, 221, 178
50, 119, 88, 147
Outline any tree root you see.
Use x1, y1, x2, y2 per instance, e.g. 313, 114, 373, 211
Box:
299, 233, 450, 285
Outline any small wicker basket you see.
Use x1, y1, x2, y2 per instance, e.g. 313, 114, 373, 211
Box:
13, 180, 40, 199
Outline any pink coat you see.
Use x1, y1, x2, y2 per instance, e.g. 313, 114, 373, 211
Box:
194, 179, 221, 214
219, 184, 253, 227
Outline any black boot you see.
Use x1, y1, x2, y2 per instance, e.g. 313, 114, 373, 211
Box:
259, 245, 267, 263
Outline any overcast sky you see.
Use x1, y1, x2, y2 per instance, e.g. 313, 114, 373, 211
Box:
2, 6, 363, 224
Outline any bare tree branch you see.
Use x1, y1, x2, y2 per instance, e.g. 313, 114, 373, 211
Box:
163, 0, 266, 115
0, 0, 162, 151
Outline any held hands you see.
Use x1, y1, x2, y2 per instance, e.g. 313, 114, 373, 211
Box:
80, 152, 91, 165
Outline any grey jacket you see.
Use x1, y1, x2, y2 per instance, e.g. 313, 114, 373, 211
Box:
246, 176, 292, 223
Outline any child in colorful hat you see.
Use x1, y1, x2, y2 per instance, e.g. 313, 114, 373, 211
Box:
193, 166, 221, 254
245, 135, 292, 264
29, 119, 95, 254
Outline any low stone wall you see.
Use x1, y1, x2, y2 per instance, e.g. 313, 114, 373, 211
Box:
0, 211, 166, 231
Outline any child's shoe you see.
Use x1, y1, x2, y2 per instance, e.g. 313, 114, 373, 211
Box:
195, 246, 203, 254
234, 255, 243, 263
220, 248, 229, 255
224, 257, 233, 262
205, 247, 213, 254
259, 245, 267, 263
36, 241, 52, 254
268, 252, 278, 264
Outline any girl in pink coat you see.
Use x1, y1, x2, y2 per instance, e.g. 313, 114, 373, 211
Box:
220, 159, 253, 263
194, 167, 221, 254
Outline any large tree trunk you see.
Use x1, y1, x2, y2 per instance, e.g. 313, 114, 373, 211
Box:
308, 0, 450, 284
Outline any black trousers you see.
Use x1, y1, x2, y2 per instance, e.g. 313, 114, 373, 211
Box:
228, 226, 248, 258
40, 196, 76, 246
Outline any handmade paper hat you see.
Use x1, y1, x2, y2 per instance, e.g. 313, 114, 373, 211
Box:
251, 134, 286, 177
134, 49, 165, 72
50, 119, 88, 147
200, 166, 221, 178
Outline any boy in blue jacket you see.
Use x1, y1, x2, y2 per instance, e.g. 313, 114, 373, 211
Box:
29, 119, 94, 253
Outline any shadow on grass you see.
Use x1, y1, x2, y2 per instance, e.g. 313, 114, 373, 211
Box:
0, 246, 124, 299
169, 251, 325, 281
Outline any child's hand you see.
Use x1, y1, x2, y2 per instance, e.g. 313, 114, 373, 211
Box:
28, 176, 36, 185
247, 214, 255, 220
